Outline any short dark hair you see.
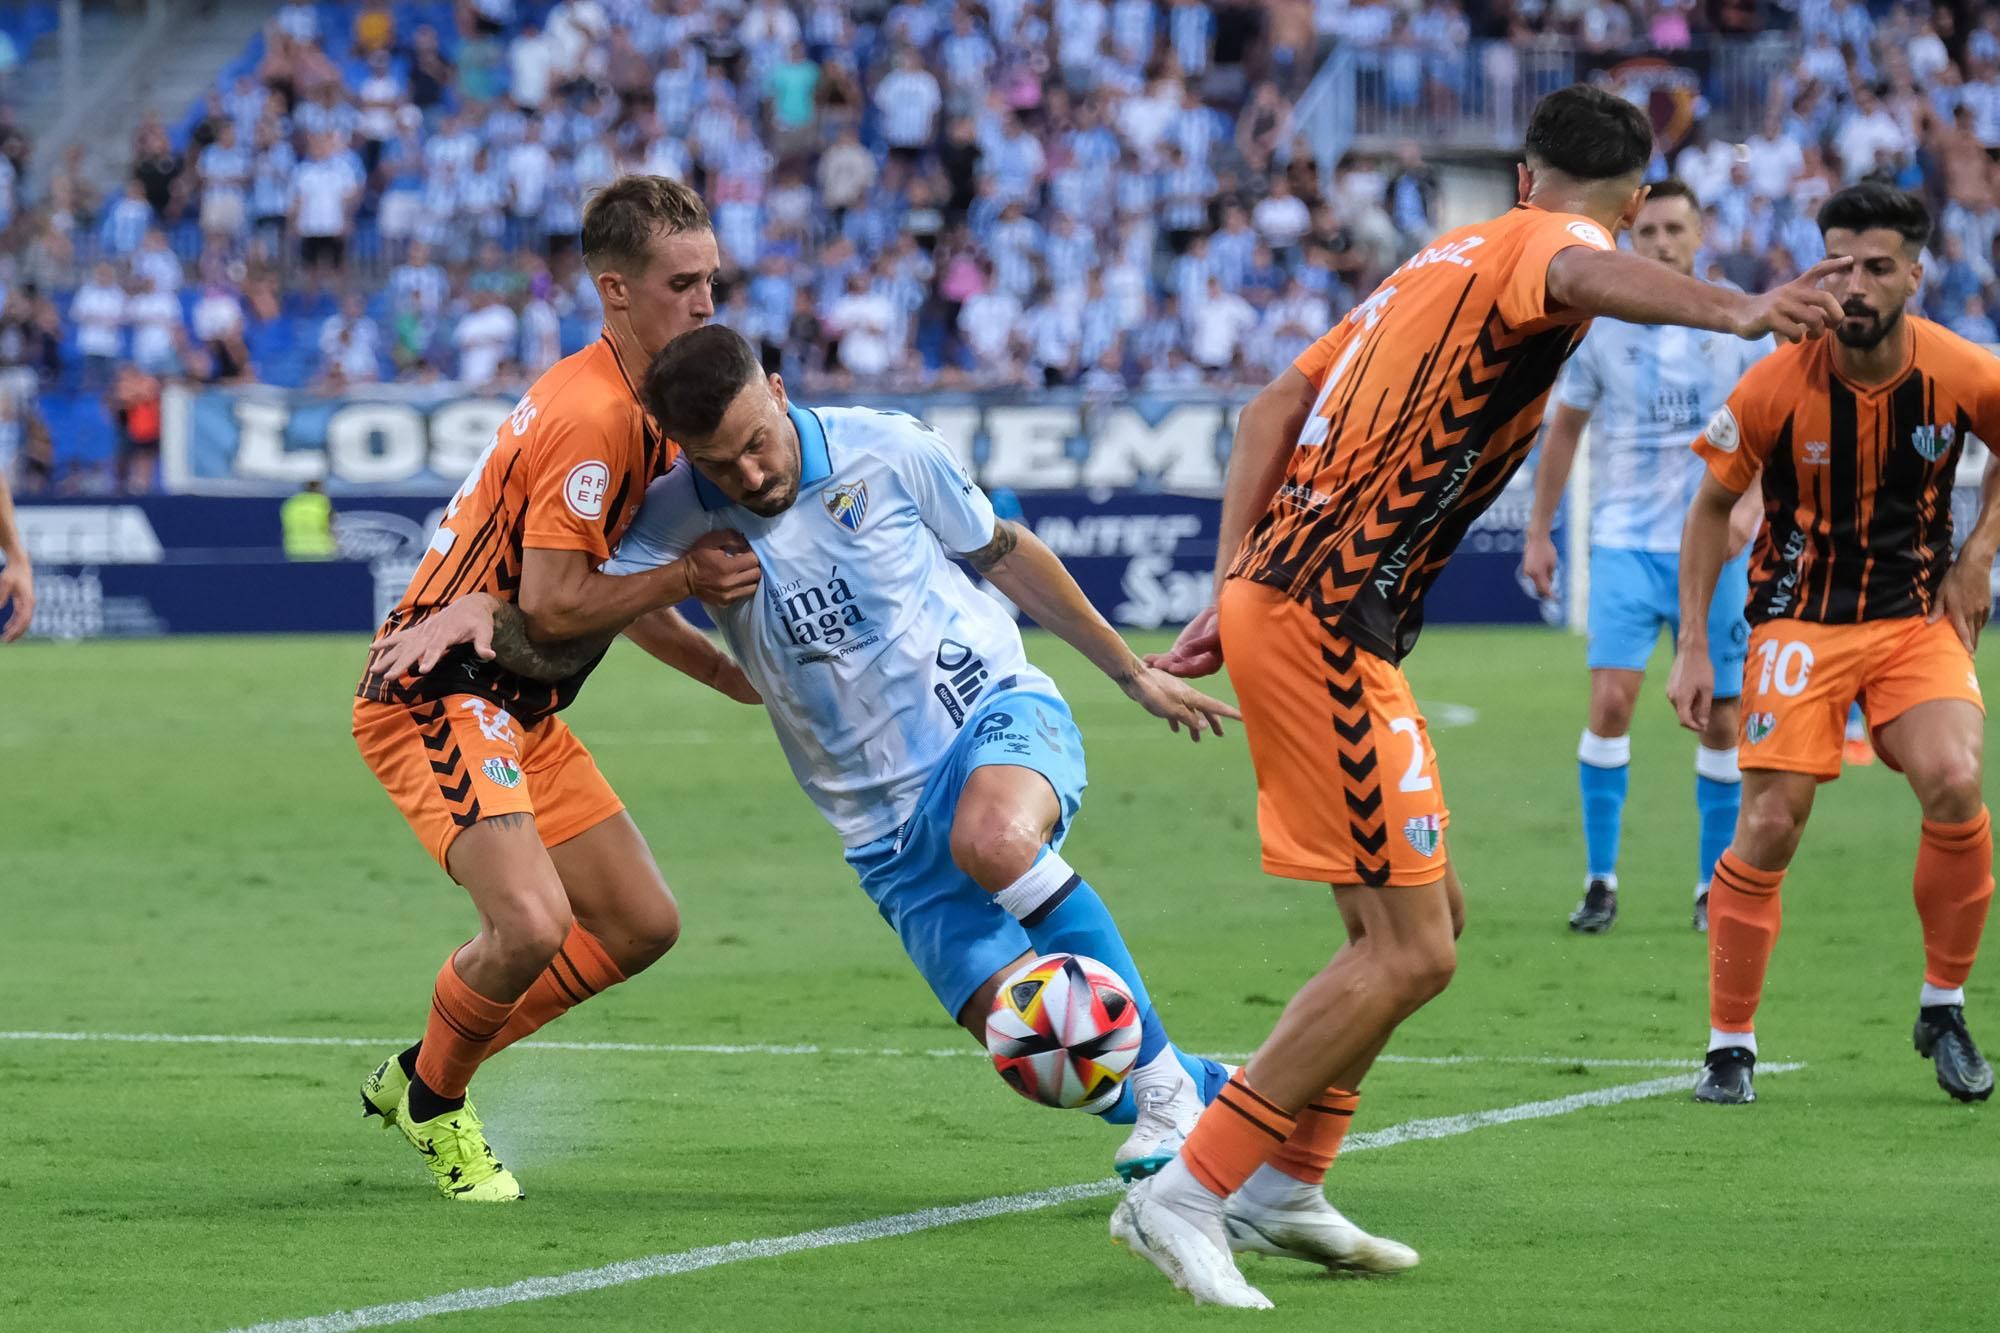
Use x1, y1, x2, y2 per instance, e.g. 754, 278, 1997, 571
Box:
643, 325, 764, 442
1817, 183, 1932, 251
1524, 85, 1653, 181
582, 175, 711, 275
1641, 178, 1698, 209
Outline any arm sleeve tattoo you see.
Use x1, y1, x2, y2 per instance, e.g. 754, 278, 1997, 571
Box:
963, 518, 1020, 572
489, 600, 618, 682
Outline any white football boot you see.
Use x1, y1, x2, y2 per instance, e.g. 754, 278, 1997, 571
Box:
1112, 1056, 1206, 1181
1225, 1168, 1419, 1274
1111, 1172, 1274, 1309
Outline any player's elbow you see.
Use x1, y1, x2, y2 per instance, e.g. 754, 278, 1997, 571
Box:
516, 583, 586, 641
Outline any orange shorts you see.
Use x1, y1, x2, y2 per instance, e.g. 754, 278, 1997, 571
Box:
1219, 579, 1449, 887
352, 694, 625, 869
1739, 616, 1984, 780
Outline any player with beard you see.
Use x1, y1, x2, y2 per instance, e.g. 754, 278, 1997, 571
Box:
1669, 184, 2000, 1105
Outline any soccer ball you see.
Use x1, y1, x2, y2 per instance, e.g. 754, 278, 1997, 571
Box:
985, 953, 1143, 1111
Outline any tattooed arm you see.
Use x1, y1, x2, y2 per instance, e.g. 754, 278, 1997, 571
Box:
488, 599, 617, 682
966, 519, 1239, 741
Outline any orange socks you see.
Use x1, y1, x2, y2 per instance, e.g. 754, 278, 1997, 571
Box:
484, 924, 629, 1058
1269, 1087, 1360, 1186
413, 952, 519, 1100
1709, 851, 1785, 1034
1180, 1070, 1295, 1198
1915, 808, 1994, 990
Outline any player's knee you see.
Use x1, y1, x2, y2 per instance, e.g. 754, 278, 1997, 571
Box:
949, 808, 1045, 891
1916, 754, 1985, 823
618, 892, 682, 973
1401, 936, 1458, 1006
488, 903, 573, 975
1738, 800, 1805, 862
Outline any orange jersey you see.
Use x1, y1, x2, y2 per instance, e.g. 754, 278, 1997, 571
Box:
357, 335, 674, 723
1230, 205, 1613, 661
1693, 318, 2000, 625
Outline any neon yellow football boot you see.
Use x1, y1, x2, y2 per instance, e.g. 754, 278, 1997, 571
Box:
395, 1090, 524, 1202
359, 1054, 410, 1129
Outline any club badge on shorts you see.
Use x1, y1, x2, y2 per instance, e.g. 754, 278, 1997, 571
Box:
1745, 712, 1776, 744
1403, 813, 1442, 858
481, 757, 523, 789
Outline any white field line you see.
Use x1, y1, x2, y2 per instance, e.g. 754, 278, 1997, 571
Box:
0, 1029, 1701, 1069
216, 1063, 1799, 1333
587, 701, 1479, 746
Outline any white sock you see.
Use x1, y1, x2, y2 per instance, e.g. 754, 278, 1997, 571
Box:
1696, 880, 1711, 900
1586, 872, 1620, 890
1709, 1027, 1756, 1056
1238, 1162, 1322, 1210
1147, 1155, 1227, 1217
991, 851, 1076, 921
1695, 744, 1742, 783
1128, 1046, 1189, 1098
1921, 982, 1967, 1008
1578, 728, 1631, 767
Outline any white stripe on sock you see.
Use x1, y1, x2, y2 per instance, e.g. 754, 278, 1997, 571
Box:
1579, 729, 1632, 768
992, 852, 1076, 922
1696, 745, 1742, 783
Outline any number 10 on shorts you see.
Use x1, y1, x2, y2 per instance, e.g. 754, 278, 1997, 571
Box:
1755, 639, 1815, 697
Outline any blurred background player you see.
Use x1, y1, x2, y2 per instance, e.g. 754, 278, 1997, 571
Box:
1670, 184, 1998, 1107
1523, 179, 1774, 935
1132, 85, 1847, 1308
375, 327, 1313, 1192
351, 177, 762, 1202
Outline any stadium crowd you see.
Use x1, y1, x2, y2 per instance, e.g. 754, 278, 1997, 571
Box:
5, 1, 2000, 491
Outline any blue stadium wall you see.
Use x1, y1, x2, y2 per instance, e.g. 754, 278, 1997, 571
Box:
14, 386, 1559, 638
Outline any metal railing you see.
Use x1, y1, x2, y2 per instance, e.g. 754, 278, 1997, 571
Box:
1300, 34, 1800, 161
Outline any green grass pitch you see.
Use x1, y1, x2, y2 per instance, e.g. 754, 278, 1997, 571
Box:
2, 628, 1995, 1332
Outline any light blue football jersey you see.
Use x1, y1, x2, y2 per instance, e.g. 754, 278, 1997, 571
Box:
605, 402, 1056, 845
1556, 320, 1774, 552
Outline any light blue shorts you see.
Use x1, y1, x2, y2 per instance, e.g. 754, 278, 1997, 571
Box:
1587, 545, 1750, 697
844, 682, 1089, 1020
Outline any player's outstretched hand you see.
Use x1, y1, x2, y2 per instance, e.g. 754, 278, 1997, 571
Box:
1931, 545, 1995, 652
1666, 647, 1714, 734
1144, 605, 1223, 678
368, 592, 499, 679
1121, 662, 1242, 742
1734, 256, 1851, 344
1520, 530, 1558, 600
682, 529, 762, 606
0, 556, 35, 643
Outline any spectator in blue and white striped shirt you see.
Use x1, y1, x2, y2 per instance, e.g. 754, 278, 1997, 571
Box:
653, 45, 703, 132
1172, 234, 1213, 313
989, 201, 1043, 298
1044, 213, 1097, 292
1111, 0, 1157, 67
390, 241, 450, 319
1208, 205, 1257, 292
1158, 145, 1214, 248
988, 115, 1047, 202
940, 10, 996, 107
690, 83, 742, 168
99, 181, 154, 257
1170, 85, 1227, 170
874, 48, 944, 160
1167, 0, 1212, 76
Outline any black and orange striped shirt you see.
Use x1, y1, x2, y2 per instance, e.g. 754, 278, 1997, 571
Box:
1230, 205, 1611, 661
357, 336, 673, 723
1693, 318, 2000, 625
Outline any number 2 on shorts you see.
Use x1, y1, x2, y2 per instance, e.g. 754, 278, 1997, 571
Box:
1389, 716, 1433, 793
